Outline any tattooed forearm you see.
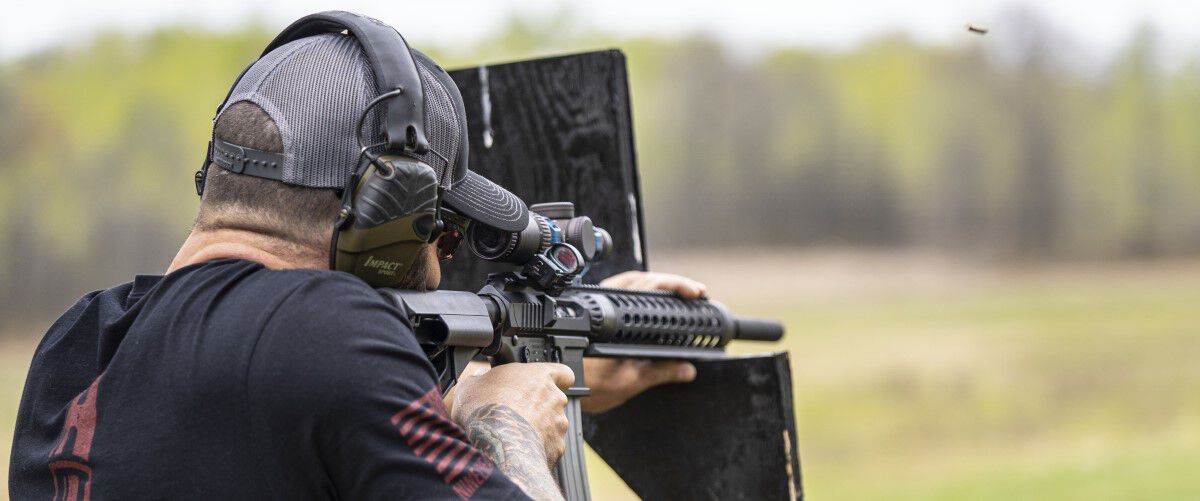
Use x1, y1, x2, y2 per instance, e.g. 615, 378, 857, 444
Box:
463, 404, 564, 501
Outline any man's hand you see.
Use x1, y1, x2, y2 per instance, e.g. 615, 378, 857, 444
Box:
581, 358, 696, 413
580, 271, 706, 413
450, 362, 572, 501
451, 363, 573, 463
599, 270, 708, 298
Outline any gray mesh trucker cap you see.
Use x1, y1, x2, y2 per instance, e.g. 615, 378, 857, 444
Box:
215, 32, 528, 231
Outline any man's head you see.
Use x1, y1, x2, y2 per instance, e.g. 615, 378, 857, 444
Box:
190, 18, 529, 288
194, 100, 440, 289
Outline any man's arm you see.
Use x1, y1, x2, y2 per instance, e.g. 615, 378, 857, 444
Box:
451, 362, 573, 501
462, 405, 562, 500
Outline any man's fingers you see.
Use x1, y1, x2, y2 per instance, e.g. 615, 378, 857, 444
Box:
462, 360, 491, 378
657, 276, 705, 298
633, 360, 697, 392
636, 274, 707, 299
545, 363, 576, 391
669, 277, 707, 299
599, 271, 640, 289
599, 271, 709, 299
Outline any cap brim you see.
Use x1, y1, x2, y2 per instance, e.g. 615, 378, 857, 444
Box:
443, 170, 529, 231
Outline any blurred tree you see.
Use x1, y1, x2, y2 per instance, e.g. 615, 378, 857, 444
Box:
3, 12, 1200, 325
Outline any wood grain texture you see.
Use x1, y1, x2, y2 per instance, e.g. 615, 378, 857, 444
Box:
582, 353, 804, 500
441, 50, 647, 292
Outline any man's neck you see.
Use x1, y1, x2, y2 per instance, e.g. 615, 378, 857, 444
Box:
168, 229, 327, 274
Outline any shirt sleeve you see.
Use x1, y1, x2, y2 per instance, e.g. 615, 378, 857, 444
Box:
248, 272, 529, 500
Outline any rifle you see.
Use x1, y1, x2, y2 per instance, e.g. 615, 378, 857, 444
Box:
377, 202, 784, 501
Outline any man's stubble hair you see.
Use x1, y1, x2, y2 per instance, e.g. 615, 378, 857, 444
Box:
196, 101, 433, 289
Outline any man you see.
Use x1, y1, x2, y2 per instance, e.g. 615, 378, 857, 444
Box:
10, 19, 706, 501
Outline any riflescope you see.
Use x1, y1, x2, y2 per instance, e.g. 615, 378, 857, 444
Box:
468, 202, 613, 265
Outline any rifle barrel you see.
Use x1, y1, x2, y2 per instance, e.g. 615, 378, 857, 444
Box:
733, 316, 785, 342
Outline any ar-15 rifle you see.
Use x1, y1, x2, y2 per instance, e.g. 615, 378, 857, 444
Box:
377, 202, 784, 501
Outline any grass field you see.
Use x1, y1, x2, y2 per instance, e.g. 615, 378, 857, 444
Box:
4, 249, 1200, 499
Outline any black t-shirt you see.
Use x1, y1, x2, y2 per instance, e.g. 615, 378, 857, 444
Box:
9, 258, 527, 500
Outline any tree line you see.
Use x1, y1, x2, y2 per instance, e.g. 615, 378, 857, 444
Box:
2, 15, 1199, 323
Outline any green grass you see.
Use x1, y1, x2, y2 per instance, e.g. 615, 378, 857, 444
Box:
5, 252, 1200, 500
700, 253, 1200, 500
889, 445, 1200, 501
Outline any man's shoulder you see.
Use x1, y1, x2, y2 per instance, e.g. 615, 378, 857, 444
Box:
180, 260, 387, 318
251, 267, 424, 362
34, 280, 139, 354
170, 258, 375, 299
260, 268, 403, 326
224, 262, 372, 297
246, 270, 435, 416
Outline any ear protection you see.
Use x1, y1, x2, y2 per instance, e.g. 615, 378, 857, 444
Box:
196, 11, 446, 287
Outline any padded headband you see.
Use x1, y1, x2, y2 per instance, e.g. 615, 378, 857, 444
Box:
260, 10, 429, 154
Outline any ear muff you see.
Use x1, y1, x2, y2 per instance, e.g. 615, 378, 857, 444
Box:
332, 154, 443, 287
329, 80, 447, 287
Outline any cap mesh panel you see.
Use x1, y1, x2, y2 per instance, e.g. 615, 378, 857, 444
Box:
211, 28, 526, 230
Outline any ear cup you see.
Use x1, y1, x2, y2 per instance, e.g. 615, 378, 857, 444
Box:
352, 156, 439, 232
332, 156, 441, 286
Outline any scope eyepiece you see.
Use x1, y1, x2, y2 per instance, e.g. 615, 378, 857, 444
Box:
467, 211, 550, 263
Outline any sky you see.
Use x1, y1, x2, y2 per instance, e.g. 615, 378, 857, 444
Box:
3, 0, 1200, 62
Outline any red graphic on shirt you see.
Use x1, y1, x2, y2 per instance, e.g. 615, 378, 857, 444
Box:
48, 376, 102, 501
391, 387, 495, 500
